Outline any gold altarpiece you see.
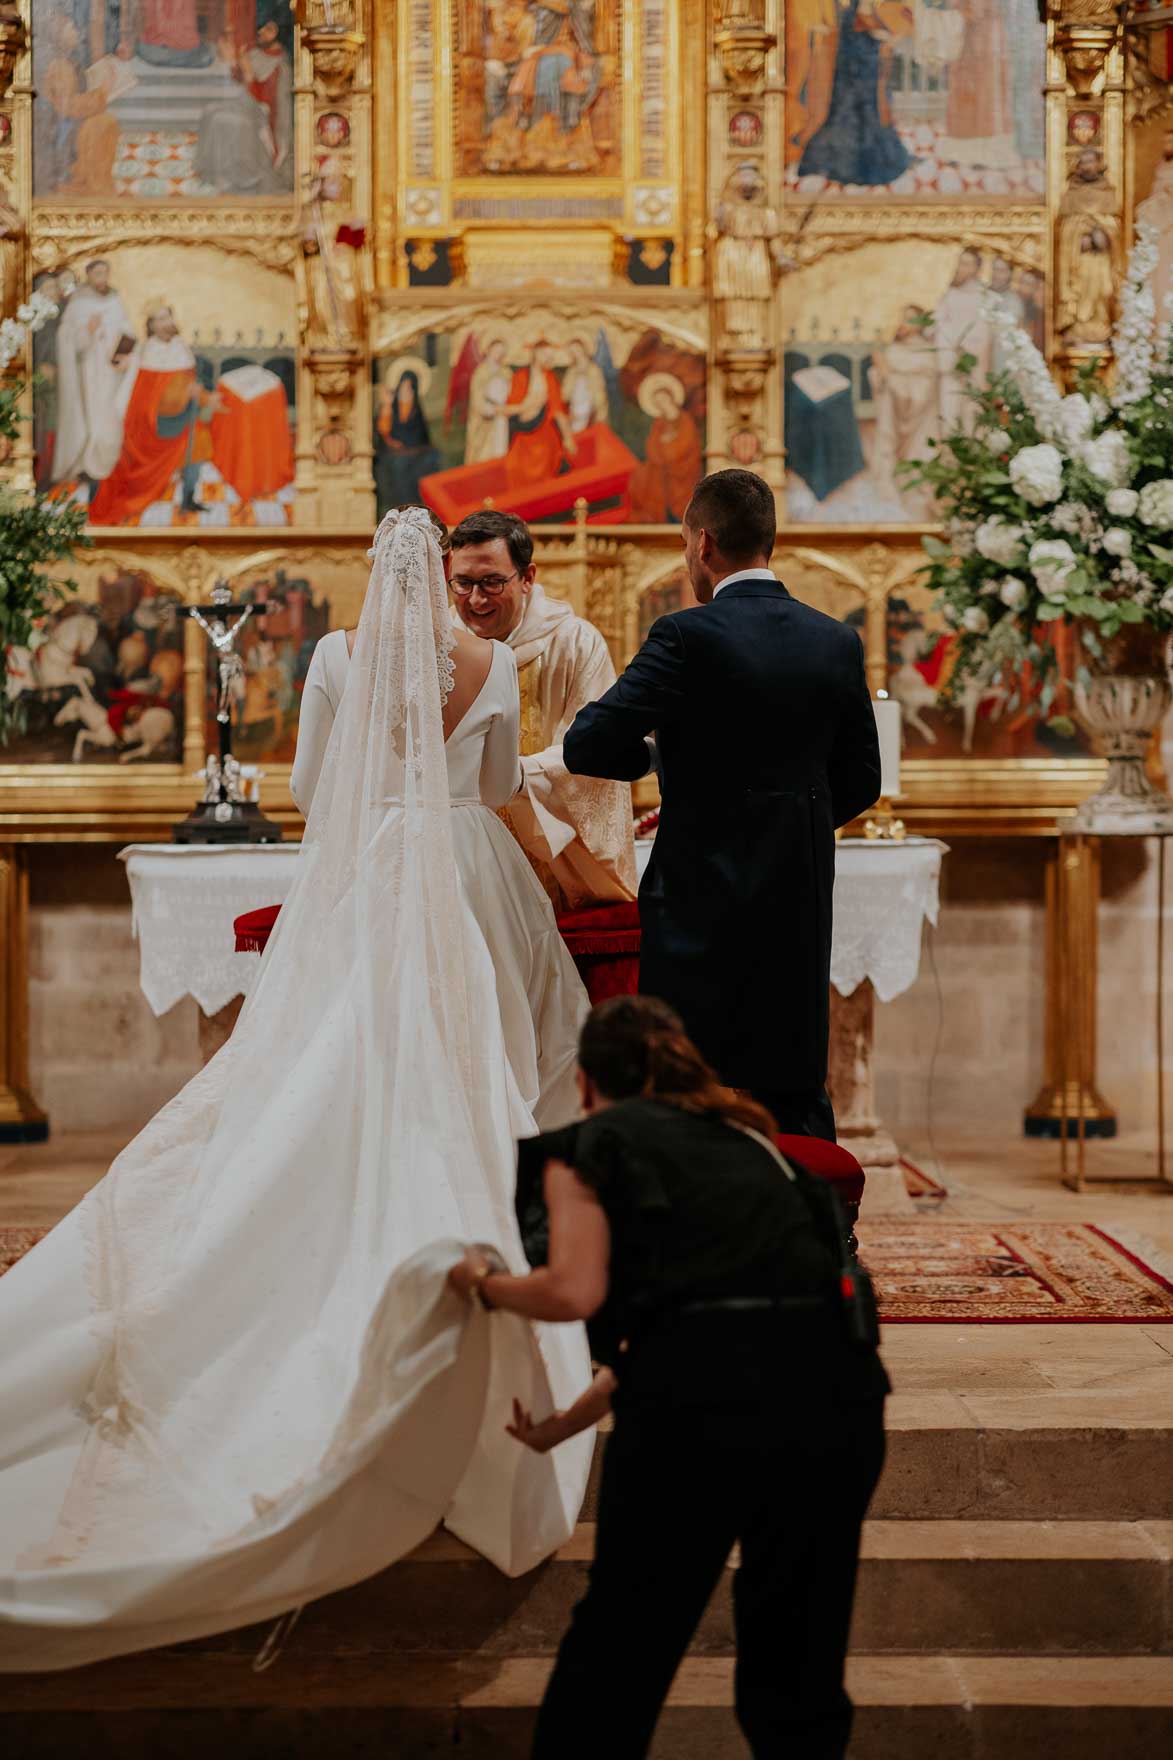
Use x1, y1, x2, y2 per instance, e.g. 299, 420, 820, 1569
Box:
0, 1, 1169, 1133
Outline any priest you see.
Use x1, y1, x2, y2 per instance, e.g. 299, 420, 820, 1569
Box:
449, 509, 636, 910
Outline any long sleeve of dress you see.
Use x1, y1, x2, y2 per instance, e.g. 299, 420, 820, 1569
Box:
290, 645, 336, 818
479, 647, 524, 808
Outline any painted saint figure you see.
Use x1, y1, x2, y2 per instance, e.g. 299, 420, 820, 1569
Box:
373, 362, 444, 517
52, 260, 135, 495
797, 0, 913, 188
34, 10, 121, 199
464, 338, 514, 464
504, 341, 577, 490
933, 247, 992, 433
562, 336, 609, 434
870, 308, 940, 522
627, 375, 703, 524
89, 303, 219, 524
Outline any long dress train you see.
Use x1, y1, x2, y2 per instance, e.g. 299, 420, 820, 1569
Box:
0, 508, 593, 1672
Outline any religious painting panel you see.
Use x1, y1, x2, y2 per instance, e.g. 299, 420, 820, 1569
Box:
883, 580, 1092, 762
455, 0, 622, 179
32, 243, 297, 529
781, 238, 1045, 525
783, 0, 1045, 202
31, 1, 296, 204
208, 558, 339, 768
2, 562, 184, 766
371, 303, 706, 528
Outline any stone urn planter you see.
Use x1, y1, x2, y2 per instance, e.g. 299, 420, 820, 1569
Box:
1073, 624, 1173, 834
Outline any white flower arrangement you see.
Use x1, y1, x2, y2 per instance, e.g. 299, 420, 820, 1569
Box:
900, 220, 1173, 713
1009, 442, 1064, 505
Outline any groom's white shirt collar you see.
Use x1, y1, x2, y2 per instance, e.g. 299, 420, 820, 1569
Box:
712, 567, 778, 598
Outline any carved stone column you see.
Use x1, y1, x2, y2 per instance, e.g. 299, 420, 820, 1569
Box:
1046, 0, 1128, 385
294, 1, 374, 526
0, 845, 46, 1142
827, 982, 913, 1215
707, 2, 784, 491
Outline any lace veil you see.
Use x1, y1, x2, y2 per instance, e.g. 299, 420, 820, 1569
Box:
4, 504, 588, 1636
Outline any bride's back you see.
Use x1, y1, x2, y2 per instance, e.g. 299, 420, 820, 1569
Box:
344, 622, 493, 744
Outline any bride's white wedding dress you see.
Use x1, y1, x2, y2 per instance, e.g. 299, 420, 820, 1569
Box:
0, 509, 593, 1672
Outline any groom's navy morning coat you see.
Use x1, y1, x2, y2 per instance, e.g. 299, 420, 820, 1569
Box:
563, 573, 881, 1097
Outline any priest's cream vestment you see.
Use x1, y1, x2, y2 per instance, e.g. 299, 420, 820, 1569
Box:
498, 583, 637, 911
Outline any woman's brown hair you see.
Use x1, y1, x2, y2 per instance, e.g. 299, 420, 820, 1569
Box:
577, 995, 777, 1138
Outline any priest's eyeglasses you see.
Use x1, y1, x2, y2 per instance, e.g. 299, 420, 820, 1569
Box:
450, 571, 520, 597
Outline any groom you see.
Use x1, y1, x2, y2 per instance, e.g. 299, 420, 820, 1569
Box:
564, 469, 881, 1139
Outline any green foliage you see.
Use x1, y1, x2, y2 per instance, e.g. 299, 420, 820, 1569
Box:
0, 378, 89, 743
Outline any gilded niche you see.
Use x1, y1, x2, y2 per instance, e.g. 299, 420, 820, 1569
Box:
456, 1, 621, 178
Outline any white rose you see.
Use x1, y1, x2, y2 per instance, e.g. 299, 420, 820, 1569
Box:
1081, 430, 1132, 488
986, 428, 1011, 456
974, 517, 1026, 566
1009, 442, 1064, 506
1055, 393, 1094, 446
1106, 487, 1139, 518
1029, 537, 1078, 600
1138, 478, 1173, 527
999, 576, 1028, 609
962, 606, 990, 634
1103, 527, 1132, 557
1162, 587, 1173, 615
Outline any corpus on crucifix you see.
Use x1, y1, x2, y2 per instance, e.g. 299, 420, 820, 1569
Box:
173, 582, 283, 843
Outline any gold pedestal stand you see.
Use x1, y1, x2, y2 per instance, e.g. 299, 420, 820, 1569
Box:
0, 845, 47, 1143
1057, 830, 1171, 1193
1025, 836, 1116, 1139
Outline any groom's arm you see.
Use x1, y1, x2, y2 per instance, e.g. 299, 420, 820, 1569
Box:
829, 633, 882, 829
564, 617, 685, 782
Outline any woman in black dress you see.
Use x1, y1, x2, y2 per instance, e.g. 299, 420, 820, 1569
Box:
449, 995, 889, 1760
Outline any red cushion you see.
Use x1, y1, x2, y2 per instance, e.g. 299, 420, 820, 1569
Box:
774, 1133, 865, 1206
234, 903, 281, 952
555, 901, 641, 934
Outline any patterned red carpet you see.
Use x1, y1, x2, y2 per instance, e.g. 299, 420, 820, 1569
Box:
862, 1220, 1173, 1323
4, 1221, 1173, 1322
0, 1227, 44, 1278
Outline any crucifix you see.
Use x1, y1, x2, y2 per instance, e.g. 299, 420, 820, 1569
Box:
173, 582, 283, 843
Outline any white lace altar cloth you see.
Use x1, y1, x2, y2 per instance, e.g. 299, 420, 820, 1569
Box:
635, 835, 946, 1004
121, 844, 304, 1017
125, 835, 945, 1019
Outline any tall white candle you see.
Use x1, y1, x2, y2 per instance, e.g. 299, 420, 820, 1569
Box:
872, 695, 902, 799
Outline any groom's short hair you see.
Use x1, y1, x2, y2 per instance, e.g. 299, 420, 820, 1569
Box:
450, 509, 534, 573
686, 470, 776, 563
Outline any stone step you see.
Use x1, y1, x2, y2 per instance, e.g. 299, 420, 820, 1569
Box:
7, 1656, 1173, 1758
581, 1401, 1173, 1523
6, 1520, 1170, 1694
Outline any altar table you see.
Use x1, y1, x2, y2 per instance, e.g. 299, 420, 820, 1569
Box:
122, 837, 946, 1196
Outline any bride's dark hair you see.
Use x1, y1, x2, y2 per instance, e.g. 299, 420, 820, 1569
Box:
578, 995, 777, 1137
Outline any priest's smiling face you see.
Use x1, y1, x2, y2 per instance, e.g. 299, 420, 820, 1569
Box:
450, 537, 535, 641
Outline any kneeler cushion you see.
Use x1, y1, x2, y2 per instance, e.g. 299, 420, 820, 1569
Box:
774, 1135, 866, 1210
234, 904, 281, 952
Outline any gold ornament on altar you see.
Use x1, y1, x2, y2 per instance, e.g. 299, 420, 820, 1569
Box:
713, 0, 775, 95
295, 0, 365, 101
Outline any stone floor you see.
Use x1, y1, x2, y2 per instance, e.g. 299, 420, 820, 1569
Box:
6, 1125, 1172, 1415
5, 1126, 1173, 1753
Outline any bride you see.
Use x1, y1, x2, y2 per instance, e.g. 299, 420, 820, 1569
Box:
0, 507, 593, 1672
